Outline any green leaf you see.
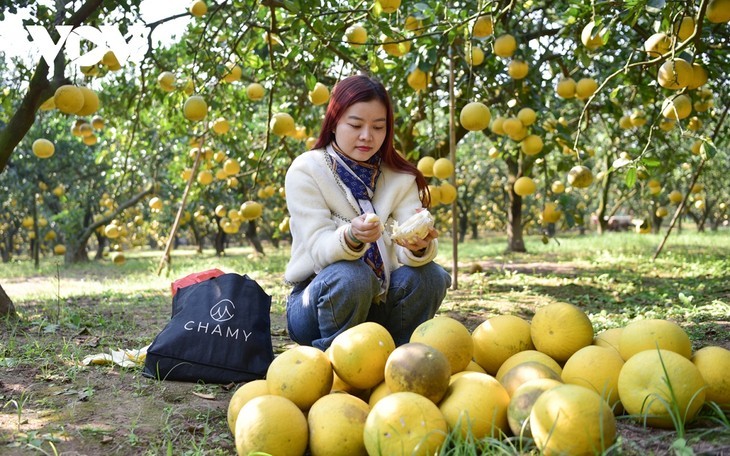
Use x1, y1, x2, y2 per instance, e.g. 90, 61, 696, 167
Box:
641, 157, 661, 167
625, 168, 637, 188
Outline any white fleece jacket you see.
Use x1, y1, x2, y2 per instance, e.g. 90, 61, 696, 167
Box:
284, 148, 438, 284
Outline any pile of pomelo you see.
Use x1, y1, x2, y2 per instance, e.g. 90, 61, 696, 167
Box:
227, 303, 729, 456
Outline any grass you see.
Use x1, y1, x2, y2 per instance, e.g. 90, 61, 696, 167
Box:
1, 230, 729, 454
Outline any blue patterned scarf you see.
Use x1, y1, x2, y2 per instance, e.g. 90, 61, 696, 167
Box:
330, 142, 385, 285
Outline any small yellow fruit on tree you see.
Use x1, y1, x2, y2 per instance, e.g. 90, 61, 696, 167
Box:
189, 0, 207, 17
507, 60, 529, 80
235, 395, 308, 456
266, 346, 333, 411
521, 135, 543, 156
54, 85, 85, 114
76, 87, 100, 116
542, 202, 562, 224
197, 170, 214, 185
531, 302, 594, 363
158, 71, 175, 91
687, 63, 708, 90
183, 95, 207, 121
657, 58, 693, 90
530, 384, 617, 454
568, 165, 594, 188
245, 83, 265, 101
363, 392, 447, 456
308, 82, 330, 106
556, 77, 577, 98
410, 316, 473, 375
501, 117, 524, 137
149, 197, 163, 210
222, 62, 241, 83
437, 182, 457, 205
490, 116, 506, 135
581, 21, 604, 50
91, 115, 105, 129
240, 201, 263, 220
465, 46, 484, 66
575, 77, 598, 99
377, 0, 401, 14
517, 107, 536, 126
618, 349, 706, 428
691, 346, 730, 408
407, 68, 430, 91
656, 206, 669, 218
459, 101, 491, 131
551, 180, 565, 194
706, 0, 730, 23
668, 190, 683, 204
644, 32, 672, 57
513, 176, 536, 197
432, 158, 454, 179
345, 24, 367, 46
493, 34, 517, 58
223, 158, 241, 176
32, 139, 55, 159
675, 16, 695, 42
270, 112, 295, 136
54, 244, 66, 255
472, 15, 493, 38
417, 156, 435, 177
211, 117, 229, 135
661, 94, 692, 120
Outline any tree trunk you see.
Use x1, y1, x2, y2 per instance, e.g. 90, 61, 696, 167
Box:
245, 221, 265, 255
214, 228, 226, 256
0, 283, 18, 319
506, 189, 526, 252
94, 231, 106, 260
596, 155, 612, 234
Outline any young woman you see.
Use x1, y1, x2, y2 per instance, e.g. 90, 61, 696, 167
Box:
283, 74, 451, 350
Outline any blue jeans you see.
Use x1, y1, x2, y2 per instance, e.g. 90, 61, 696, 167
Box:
286, 260, 451, 350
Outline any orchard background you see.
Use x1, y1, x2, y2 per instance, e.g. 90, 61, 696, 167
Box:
0, 0, 729, 454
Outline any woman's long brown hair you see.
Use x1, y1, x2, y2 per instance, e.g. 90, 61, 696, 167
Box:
313, 74, 430, 207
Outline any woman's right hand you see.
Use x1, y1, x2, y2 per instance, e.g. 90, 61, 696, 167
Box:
350, 213, 382, 244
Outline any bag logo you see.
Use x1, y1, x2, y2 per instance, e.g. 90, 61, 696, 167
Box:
210, 299, 235, 322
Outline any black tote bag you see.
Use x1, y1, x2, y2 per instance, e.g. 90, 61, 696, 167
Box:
143, 273, 274, 384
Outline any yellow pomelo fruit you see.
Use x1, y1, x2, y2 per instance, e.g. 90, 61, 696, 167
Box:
409, 316, 473, 375
363, 391, 447, 456
551, 180, 565, 194
618, 319, 692, 361
211, 117, 230, 135
459, 102, 491, 131
521, 135, 544, 156
531, 303, 594, 363
158, 71, 175, 91
110, 252, 125, 264
76, 87, 99, 116
500, 361, 562, 397
472, 315, 534, 375
568, 165, 594, 188
382, 36, 411, 57
91, 115, 105, 129
517, 107, 536, 126
197, 170, 213, 185
384, 342, 451, 404
246, 83, 265, 101
308, 393, 369, 456
189, 0, 207, 17
513, 176, 536, 197
497, 350, 563, 382
618, 349, 706, 428
661, 94, 692, 120
432, 157, 454, 179
507, 378, 563, 437
439, 372, 510, 438
675, 16, 695, 42
465, 46, 484, 66
594, 327, 623, 351
82, 134, 98, 146
493, 34, 517, 58
490, 116, 506, 135
39, 96, 55, 111
691, 346, 730, 408
227, 379, 269, 434
32, 139, 55, 159
223, 158, 241, 176
53, 244, 66, 255
54, 85, 85, 114
222, 62, 241, 83
215, 169, 228, 180
266, 345, 333, 411
472, 15, 493, 37
657, 58, 693, 90
687, 116, 702, 132
407, 68, 430, 91
183, 95, 207, 121
556, 77, 576, 99
562, 345, 624, 411
668, 190, 683, 204
644, 32, 672, 57
501, 117, 523, 137
541, 202, 562, 224
345, 24, 367, 46
102, 50, 120, 67
619, 115, 633, 129
687, 63, 708, 90
581, 21, 604, 50
530, 384, 617, 455
438, 182, 457, 205
235, 395, 308, 456
104, 224, 120, 239
368, 381, 392, 408
240, 201, 263, 220
270, 112, 295, 136
417, 156, 435, 177
706, 0, 730, 23
655, 207, 669, 218
329, 322, 395, 390
148, 197, 163, 210
308, 82, 330, 106
507, 60, 529, 80
575, 77, 598, 100
464, 360, 486, 374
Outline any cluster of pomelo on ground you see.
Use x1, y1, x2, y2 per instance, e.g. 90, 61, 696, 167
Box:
227, 303, 729, 456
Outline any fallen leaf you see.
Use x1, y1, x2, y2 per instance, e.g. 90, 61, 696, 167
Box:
192, 391, 216, 400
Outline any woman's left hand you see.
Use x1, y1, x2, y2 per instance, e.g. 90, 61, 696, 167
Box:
396, 227, 438, 253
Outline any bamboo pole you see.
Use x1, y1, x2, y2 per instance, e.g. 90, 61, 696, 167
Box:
449, 45, 458, 290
